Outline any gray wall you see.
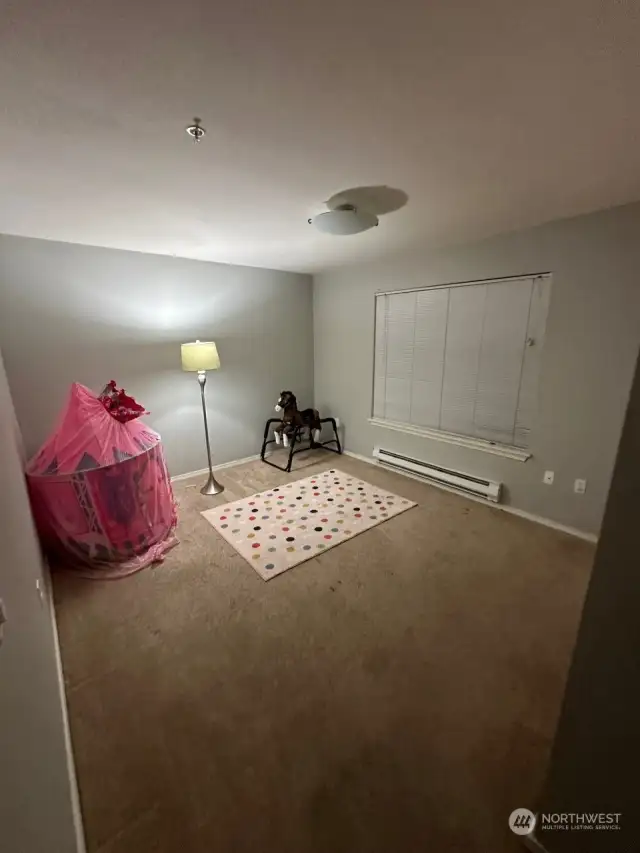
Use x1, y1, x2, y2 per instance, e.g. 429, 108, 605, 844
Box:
0, 235, 313, 477
0, 350, 82, 853
314, 203, 640, 535
536, 346, 640, 851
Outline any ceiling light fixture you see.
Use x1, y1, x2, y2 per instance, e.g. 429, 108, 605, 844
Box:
186, 117, 206, 143
308, 204, 379, 236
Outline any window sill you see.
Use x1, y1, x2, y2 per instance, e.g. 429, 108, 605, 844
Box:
367, 417, 531, 462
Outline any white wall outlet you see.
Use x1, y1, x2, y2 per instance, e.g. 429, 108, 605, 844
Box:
543, 470, 554, 484
574, 478, 587, 494
333, 417, 340, 427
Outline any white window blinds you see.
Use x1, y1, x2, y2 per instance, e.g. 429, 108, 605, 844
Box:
373, 275, 551, 448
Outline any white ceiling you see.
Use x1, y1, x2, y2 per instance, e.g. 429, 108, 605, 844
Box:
1, 0, 639, 273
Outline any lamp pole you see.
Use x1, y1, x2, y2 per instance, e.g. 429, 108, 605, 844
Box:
198, 370, 224, 496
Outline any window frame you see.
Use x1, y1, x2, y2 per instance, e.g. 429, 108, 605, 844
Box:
370, 273, 552, 463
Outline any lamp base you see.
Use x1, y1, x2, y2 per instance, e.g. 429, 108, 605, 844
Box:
201, 473, 225, 496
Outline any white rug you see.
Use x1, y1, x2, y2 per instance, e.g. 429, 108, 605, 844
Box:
201, 468, 416, 580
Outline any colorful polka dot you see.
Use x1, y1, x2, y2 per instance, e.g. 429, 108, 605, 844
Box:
265, 563, 275, 570
252, 543, 260, 549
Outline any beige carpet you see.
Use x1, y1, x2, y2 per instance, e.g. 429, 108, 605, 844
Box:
52, 450, 594, 853
202, 468, 416, 579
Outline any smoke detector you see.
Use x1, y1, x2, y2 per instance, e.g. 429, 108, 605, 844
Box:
186, 117, 206, 142
308, 203, 379, 236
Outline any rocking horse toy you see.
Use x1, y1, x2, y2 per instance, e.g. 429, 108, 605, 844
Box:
261, 390, 341, 473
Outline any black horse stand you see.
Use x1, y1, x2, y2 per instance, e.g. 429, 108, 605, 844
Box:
261, 390, 341, 473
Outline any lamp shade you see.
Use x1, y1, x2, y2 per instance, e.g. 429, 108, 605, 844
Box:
181, 341, 220, 372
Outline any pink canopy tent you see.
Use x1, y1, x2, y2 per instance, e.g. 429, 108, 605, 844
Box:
27, 383, 178, 578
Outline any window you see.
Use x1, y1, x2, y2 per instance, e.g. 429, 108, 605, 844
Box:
372, 274, 551, 455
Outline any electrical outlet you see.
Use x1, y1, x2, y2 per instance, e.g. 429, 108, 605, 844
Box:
574, 478, 587, 494
543, 470, 554, 485
334, 417, 340, 428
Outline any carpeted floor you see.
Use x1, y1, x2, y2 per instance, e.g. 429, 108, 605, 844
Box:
52, 451, 594, 853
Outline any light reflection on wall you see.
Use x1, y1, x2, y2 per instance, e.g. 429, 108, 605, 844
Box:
0, 235, 314, 476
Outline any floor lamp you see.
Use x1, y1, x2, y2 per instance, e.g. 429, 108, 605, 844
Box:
181, 340, 224, 496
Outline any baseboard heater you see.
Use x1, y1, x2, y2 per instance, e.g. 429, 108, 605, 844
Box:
373, 446, 502, 503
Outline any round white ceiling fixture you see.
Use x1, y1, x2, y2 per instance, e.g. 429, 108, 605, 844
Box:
308, 204, 379, 236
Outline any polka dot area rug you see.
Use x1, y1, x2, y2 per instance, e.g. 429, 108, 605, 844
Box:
201, 468, 417, 581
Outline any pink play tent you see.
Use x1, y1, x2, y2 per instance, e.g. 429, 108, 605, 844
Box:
27, 383, 178, 578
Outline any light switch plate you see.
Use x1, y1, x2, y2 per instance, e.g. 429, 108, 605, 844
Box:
543, 470, 554, 485
574, 478, 587, 494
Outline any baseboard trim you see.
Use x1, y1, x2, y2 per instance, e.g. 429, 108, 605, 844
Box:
45, 567, 87, 853
501, 505, 597, 543
343, 450, 375, 465
342, 451, 598, 543
170, 454, 261, 483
